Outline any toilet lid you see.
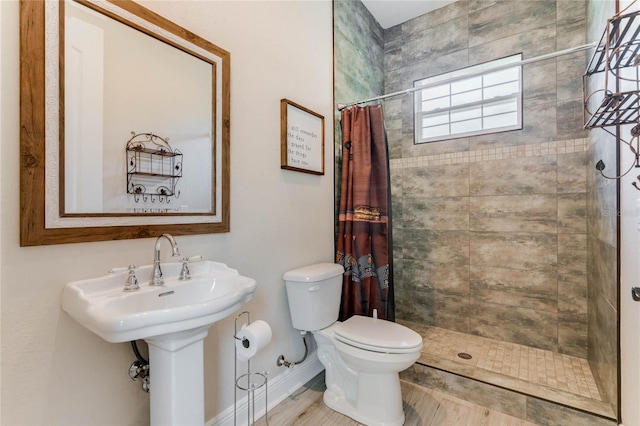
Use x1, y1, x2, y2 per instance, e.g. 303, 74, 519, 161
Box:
333, 315, 423, 354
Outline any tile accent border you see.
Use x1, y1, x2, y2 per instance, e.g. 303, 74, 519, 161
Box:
390, 138, 589, 169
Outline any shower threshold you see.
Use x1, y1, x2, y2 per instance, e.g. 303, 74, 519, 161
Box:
398, 320, 616, 422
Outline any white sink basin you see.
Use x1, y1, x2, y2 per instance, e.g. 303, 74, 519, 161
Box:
62, 260, 257, 343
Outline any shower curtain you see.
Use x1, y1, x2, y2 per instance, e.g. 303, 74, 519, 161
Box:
336, 105, 394, 321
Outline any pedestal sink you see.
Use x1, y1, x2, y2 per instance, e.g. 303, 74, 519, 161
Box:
62, 260, 257, 426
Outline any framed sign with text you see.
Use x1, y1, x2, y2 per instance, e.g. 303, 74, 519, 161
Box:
280, 99, 325, 175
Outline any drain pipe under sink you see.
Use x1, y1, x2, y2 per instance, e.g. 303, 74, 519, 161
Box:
129, 340, 151, 392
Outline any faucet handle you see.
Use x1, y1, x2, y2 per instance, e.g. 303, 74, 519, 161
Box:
123, 265, 140, 292
179, 258, 191, 281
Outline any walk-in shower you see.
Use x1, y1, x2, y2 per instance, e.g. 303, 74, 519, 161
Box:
334, 1, 621, 424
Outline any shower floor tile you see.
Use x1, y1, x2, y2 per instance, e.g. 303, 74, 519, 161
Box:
403, 322, 603, 402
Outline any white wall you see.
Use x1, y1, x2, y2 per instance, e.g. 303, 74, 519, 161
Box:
0, 0, 4, 421
620, 127, 640, 426
619, 3, 640, 426
0, 0, 334, 424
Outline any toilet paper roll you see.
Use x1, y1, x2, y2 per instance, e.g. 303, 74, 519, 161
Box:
235, 320, 272, 361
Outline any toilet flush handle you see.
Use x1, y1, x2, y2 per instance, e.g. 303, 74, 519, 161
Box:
308, 285, 320, 292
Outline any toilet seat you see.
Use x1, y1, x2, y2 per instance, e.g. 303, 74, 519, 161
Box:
333, 315, 423, 354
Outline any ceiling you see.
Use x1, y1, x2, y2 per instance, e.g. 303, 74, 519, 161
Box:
361, 0, 458, 29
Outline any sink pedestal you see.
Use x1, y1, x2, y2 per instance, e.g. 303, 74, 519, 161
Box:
146, 326, 211, 426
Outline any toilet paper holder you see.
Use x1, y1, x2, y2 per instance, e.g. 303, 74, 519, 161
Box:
234, 311, 269, 426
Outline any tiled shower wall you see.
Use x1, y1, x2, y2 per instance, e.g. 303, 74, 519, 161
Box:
333, 0, 384, 222
384, 0, 590, 358
585, 0, 618, 416
333, 0, 384, 111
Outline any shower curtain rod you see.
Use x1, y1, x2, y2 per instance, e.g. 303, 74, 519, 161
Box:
336, 42, 597, 111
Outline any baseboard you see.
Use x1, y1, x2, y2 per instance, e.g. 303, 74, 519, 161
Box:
207, 352, 324, 426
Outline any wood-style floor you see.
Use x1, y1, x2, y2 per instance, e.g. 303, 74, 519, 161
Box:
263, 372, 538, 425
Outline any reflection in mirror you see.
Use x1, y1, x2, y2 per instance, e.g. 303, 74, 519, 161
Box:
64, 0, 213, 214
19, 0, 230, 246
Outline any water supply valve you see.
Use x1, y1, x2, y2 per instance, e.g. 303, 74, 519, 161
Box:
129, 360, 150, 393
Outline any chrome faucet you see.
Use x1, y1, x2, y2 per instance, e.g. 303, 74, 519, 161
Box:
150, 234, 181, 286
123, 265, 140, 292
179, 258, 191, 281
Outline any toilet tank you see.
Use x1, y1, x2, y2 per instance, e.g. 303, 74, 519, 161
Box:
284, 263, 344, 332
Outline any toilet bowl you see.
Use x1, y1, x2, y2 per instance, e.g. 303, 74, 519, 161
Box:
284, 263, 423, 426
314, 317, 422, 426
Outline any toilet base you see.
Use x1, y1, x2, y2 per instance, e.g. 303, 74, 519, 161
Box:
322, 372, 405, 426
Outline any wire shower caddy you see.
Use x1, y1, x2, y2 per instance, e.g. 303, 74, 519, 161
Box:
583, 8, 640, 190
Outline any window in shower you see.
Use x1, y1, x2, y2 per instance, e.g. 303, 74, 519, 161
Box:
414, 53, 523, 143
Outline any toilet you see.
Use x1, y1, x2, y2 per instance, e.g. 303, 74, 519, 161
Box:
284, 263, 423, 426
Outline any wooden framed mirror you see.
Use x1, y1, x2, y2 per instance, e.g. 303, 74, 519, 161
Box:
20, 0, 230, 246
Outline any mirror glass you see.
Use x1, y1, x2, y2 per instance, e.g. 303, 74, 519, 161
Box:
64, 0, 213, 214
19, 0, 230, 246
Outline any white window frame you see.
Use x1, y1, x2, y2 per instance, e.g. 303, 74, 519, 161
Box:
414, 54, 523, 144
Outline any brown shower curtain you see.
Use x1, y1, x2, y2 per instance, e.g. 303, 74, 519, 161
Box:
336, 105, 394, 321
